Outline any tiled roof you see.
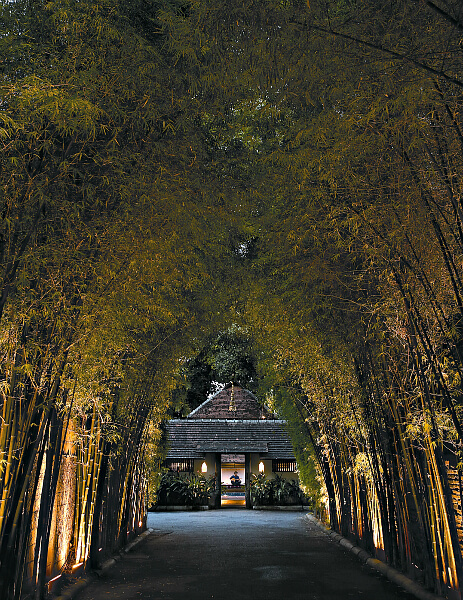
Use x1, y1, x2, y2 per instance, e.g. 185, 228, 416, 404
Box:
165, 419, 295, 459
188, 383, 274, 419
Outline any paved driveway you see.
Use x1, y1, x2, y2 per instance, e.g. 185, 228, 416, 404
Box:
76, 510, 418, 600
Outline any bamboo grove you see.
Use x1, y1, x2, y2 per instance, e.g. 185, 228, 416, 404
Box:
3, 0, 463, 599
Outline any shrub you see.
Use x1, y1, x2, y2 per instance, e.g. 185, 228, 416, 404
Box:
250, 474, 306, 506
156, 471, 216, 506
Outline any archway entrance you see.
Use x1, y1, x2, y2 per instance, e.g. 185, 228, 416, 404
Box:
221, 454, 245, 507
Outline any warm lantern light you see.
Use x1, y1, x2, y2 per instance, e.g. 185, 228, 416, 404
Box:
259, 461, 265, 473
201, 461, 207, 473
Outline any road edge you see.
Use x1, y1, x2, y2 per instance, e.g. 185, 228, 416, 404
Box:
53, 528, 154, 600
305, 514, 446, 600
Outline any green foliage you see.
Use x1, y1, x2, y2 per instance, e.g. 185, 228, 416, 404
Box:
249, 474, 306, 506
3, 0, 463, 595
171, 325, 259, 413
155, 471, 216, 506
208, 326, 258, 387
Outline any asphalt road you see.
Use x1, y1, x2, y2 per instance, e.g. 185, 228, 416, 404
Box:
75, 510, 420, 600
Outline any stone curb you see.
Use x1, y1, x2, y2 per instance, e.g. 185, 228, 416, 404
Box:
53, 528, 153, 600
305, 514, 445, 600
252, 505, 311, 511
152, 505, 210, 511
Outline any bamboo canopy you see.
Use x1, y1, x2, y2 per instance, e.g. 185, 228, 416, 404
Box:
2, 1, 463, 599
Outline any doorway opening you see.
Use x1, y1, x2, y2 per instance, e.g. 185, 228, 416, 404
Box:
221, 454, 245, 507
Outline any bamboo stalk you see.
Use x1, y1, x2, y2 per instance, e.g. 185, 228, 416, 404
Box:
426, 431, 459, 590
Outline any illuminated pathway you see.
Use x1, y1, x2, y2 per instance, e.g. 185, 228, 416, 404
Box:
76, 510, 419, 600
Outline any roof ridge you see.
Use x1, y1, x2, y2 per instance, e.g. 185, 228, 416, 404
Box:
187, 382, 267, 419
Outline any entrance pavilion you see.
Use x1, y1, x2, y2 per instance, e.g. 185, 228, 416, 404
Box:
165, 383, 297, 507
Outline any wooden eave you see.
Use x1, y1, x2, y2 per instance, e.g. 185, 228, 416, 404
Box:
165, 419, 296, 460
